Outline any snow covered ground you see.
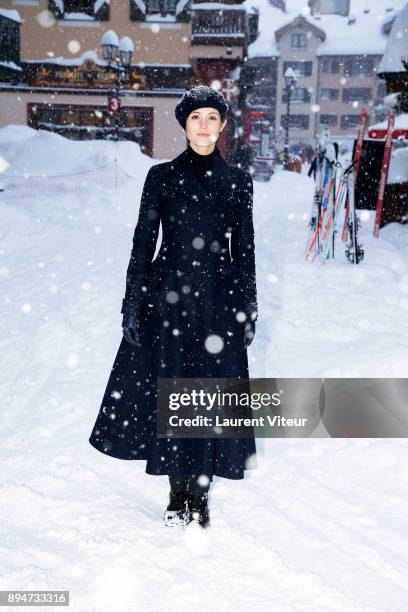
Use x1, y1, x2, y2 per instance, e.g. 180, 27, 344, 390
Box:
1, 127, 408, 611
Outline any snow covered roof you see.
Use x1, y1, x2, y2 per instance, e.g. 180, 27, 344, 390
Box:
24, 50, 191, 70
191, 2, 245, 9
313, 12, 390, 56
243, 0, 288, 57
275, 14, 326, 41
24, 50, 107, 67
369, 113, 408, 132
0, 60, 22, 71
245, 0, 406, 59
0, 8, 22, 24
378, 4, 408, 74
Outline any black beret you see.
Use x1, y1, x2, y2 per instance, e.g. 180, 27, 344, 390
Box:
175, 85, 229, 129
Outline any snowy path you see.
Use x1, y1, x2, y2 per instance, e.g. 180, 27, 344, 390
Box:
1, 136, 408, 610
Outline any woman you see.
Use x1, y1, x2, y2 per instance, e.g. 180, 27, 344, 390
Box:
89, 85, 258, 529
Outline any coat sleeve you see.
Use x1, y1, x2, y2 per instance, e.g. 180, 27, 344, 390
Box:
230, 171, 259, 322
121, 165, 161, 316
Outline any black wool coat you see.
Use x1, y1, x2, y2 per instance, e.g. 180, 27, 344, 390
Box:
89, 144, 259, 480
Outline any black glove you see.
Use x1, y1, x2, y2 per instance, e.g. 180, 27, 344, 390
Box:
122, 313, 141, 347
243, 319, 256, 349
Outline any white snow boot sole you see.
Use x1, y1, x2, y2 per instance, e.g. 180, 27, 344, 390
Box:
163, 510, 188, 527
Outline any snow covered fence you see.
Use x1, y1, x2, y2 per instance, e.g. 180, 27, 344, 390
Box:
0, 158, 134, 198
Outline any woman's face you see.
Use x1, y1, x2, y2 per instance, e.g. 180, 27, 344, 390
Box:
185, 107, 227, 149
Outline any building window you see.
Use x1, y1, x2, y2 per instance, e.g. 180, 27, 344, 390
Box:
321, 58, 340, 74
28, 103, 153, 155
282, 87, 311, 103
280, 114, 310, 130
344, 57, 374, 77
320, 114, 338, 126
283, 61, 312, 78
49, 0, 109, 20
64, 0, 94, 15
342, 88, 372, 102
246, 93, 273, 108
320, 0, 348, 15
291, 32, 307, 50
340, 114, 360, 129
320, 88, 339, 101
146, 0, 176, 14
0, 18, 20, 64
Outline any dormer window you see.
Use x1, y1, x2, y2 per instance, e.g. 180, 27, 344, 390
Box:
291, 32, 307, 50
64, 0, 94, 15
48, 0, 109, 21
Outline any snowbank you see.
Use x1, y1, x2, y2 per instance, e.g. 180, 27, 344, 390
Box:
389, 147, 408, 184
0, 125, 154, 180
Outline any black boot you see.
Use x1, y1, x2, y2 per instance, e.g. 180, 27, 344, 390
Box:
186, 492, 210, 529
164, 474, 190, 527
163, 488, 189, 527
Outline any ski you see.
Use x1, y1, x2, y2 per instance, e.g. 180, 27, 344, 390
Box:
306, 128, 331, 249
306, 174, 334, 261
320, 168, 348, 262
345, 165, 364, 264
305, 139, 337, 262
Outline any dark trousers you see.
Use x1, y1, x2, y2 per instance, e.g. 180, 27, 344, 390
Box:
169, 473, 211, 498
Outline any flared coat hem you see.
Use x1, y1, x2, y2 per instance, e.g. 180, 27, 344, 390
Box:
88, 436, 257, 480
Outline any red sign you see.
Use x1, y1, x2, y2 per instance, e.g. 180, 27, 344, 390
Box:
221, 78, 239, 102
108, 96, 121, 113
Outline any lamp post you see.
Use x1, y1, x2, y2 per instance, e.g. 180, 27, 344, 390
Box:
101, 30, 134, 141
283, 66, 297, 169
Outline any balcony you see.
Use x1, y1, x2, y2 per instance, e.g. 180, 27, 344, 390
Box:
191, 3, 258, 48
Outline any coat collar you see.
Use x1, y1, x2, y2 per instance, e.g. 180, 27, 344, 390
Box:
172, 145, 227, 166
171, 144, 228, 179
185, 144, 222, 165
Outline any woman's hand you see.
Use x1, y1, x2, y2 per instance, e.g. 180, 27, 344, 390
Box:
244, 320, 256, 349
122, 314, 142, 347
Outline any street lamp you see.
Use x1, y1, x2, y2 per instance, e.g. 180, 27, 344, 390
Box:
100, 30, 134, 141
101, 29, 119, 62
119, 36, 134, 66
283, 66, 297, 169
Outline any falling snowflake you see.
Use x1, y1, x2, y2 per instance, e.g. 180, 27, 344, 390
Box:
236, 311, 247, 323
67, 353, 79, 368
21, 303, 32, 314
192, 237, 205, 250
36, 11, 55, 28
68, 40, 81, 54
198, 474, 210, 488
0, 157, 10, 173
166, 291, 179, 304
204, 334, 224, 354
